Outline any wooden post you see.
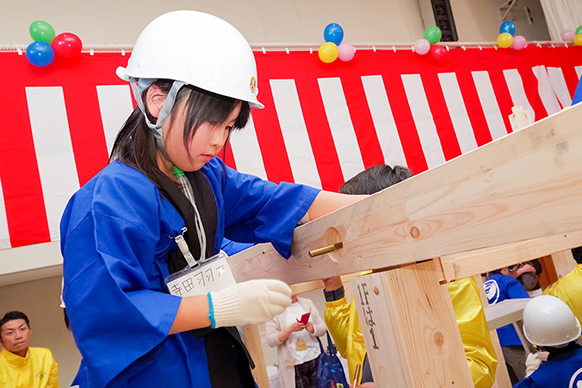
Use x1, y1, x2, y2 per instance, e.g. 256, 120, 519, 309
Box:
351, 260, 473, 387
550, 249, 577, 279
474, 276, 512, 388
243, 325, 270, 388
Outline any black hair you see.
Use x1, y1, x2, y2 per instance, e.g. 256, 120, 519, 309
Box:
572, 246, 582, 264
110, 80, 250, 190
0, 311, 30, 330
517, 272, 540, 291
339, 164, 413, 195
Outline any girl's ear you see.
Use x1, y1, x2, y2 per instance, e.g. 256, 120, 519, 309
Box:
145, 85, 167, 119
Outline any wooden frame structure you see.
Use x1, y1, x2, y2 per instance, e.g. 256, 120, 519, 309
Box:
235, 104, 582, 387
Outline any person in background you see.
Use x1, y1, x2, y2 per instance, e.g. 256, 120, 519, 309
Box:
509, 260, 543, 297
514, 295, 582, 387
0, 311, 59, 388
266, 295, 326, 388
323, 164, 497, 387
542, 246, 582, 326
484, 268, 530, 385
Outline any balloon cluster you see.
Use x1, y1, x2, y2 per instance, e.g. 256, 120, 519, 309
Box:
497, 21, 526, 50
561, 25, 582, 46
26, 20, 82, 67
414, 26, 445, 59
318, 23, 355, 63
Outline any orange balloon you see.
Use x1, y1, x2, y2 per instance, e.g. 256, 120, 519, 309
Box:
497, 33, 513, 48
319, 42, 339, 63
574, 34, 582, 46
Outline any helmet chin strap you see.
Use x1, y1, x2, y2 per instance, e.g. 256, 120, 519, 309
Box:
130, 79, 186, 147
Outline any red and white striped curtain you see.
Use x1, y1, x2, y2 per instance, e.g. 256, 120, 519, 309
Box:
0, 47, 580, 249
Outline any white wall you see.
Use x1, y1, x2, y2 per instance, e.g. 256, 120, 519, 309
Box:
452, 0, 550, 42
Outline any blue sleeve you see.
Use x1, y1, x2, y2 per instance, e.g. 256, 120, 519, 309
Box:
506, 278, 530, 299
221, 238, 253, 256
513, 377, 535, 388
61, 168, 182, 387
203, 158, 320, 258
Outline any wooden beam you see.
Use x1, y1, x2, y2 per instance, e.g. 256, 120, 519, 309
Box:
550, 249, 577, 279
474, 276, 512, 388
229, 105, 582, 285
439, 230, 582, 282
351, 260, 473, 387
243, 325, 269, 388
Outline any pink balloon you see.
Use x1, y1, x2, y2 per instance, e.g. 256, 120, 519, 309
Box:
337, 43, 355, 61
413, 38, 430, 55
511, 35, 527, 50
430, 45, 446, 60
561, 29, 575, 42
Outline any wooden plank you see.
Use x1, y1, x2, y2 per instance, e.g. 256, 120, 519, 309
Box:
550, 249, 577, 279
243, 325, 269, 388
439, 230, 582, 282
229, 105, 582, 285
484, 299, 529, 330
351, 260, 473, 387
474, 276, 512, 388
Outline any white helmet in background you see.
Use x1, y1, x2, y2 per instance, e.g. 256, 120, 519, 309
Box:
523, 295, 581, 347
122, 10, 262, 109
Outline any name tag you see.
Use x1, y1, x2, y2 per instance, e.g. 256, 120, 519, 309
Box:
165, 251, 236, 297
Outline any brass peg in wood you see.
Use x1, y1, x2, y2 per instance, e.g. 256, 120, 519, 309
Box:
308, 242, 343, 257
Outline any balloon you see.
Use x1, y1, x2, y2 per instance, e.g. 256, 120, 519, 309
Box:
575, 34, 582, 46
561, 29, 575, 42
52, 33, 82, 58
29, 20, 56, 44
511, 35, 527, 50
499, 21, 516, 36
497, 33, 513, 48
337, 43, 355, 61
423, 26, 442, 45
318, 42, 339, 63
577, 26, 582, 36
26, 41, 55, 67
430, 45, 446, 60
323, 23, 344, 46
413, 38, 430, 55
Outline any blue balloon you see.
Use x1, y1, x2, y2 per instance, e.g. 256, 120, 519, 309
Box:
499, 21, 516, 36
26, 41, 55, 67
324, 23, 344, 45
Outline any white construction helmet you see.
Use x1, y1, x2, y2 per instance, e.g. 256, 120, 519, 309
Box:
121, 10, 263, 109
523, 295, 581, 347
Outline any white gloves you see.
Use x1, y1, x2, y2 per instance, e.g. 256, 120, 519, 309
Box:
525, 352, 542, 377
208, 279, 292, 328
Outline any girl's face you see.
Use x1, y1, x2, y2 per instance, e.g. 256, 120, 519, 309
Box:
163, 101, 241, 172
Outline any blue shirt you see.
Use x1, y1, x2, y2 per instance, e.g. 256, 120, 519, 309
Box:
513, 347, 582, 388
61, 158, 320, 387
484, 273, 530, 346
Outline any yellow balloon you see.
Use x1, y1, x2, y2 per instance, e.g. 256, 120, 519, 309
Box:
497, 33, 513, 48
574, 34, 582, 46
319, 42, 339, 63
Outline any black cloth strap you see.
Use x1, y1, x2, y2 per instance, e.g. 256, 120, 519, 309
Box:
157, 170, 256, 386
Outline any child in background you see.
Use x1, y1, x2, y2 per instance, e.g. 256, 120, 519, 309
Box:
514, 295, 582, 387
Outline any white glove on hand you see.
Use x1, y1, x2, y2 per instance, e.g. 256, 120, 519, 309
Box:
209, 279, 292, 328
525, 352, 542, 377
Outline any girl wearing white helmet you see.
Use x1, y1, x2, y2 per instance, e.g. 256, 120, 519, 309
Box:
60, 10, 363, 388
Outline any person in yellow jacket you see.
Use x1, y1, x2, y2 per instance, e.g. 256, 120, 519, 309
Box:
323, 164, 497, 387
0, 311, 59, 388
542, 262, 582, 325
